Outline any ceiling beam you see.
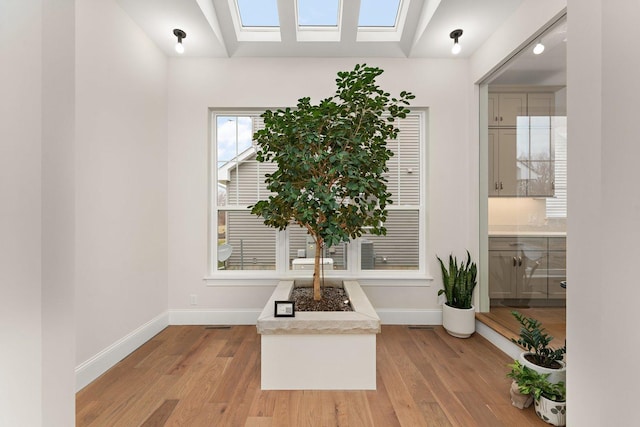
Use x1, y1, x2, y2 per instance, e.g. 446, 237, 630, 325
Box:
410, 0, 441, 55
340, 0, 361, 43
197, 0, 229, 57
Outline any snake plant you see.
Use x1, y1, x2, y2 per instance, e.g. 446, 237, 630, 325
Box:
437, 250, 477, 309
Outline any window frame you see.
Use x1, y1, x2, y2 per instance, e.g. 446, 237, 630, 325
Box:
207, 108, 429, 282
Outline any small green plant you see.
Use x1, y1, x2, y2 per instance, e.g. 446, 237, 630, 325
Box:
507, 361, 566, 402
437, 251, 477, 309
511, 311, 566, 368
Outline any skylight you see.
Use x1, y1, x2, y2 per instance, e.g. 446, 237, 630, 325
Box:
358, 0, 401, 27
297, 0, 340, 27
236, 0, 279, 27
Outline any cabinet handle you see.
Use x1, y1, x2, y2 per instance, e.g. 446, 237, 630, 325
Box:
518, 257, 523, 266
552, 181, 555, 190
500, 116, 503, 121
495, 182, 499, 190
513, 257, 517, 267
495, 116, 498, 122
500, 182, 504, 190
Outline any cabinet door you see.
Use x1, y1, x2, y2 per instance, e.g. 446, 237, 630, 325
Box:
488, 129, 499, 195
498, 93, 527, 126
488, 93, 500, 126
527, 93, 555, 117
497, 129, 520, 196
547, 251, 567, 299
517, 250, 548, 299
489, 250, 517, 298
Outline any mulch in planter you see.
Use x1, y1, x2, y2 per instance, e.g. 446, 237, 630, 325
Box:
290, 286, 354, 312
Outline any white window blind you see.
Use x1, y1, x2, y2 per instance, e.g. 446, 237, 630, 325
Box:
546, 117, 567, 218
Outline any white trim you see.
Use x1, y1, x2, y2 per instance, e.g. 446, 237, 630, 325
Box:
170, 308, 441, 326
475, 320, 522, 360
169, 309, 262, 325
75, 308, 444, 391
75, 312, 169, 391
203, 276, 435, 286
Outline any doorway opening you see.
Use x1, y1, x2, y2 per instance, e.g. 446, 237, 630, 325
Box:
478, 15, 567, 345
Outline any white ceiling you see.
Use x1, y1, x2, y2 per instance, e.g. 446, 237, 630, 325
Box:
116, 0, 526, 58
490, 16, 567, 86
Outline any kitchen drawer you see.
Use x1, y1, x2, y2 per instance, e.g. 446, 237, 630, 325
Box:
548, 237, 566, 251
489, 237, 547, 251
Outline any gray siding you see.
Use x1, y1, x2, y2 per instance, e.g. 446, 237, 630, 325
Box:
218, 113, 422, 271
361, 210, 419, 269
223, 211, 276, 270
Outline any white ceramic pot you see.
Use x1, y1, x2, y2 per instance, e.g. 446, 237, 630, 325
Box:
535, 395, 566, 426
519, 352, 566, 385
442, 304, 475, 338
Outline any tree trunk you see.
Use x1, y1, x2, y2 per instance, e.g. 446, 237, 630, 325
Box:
313, 238, 323, 301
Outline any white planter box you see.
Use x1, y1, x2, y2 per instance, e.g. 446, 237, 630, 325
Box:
257, 280, 380, 390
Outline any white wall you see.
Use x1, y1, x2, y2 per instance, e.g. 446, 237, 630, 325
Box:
42, 0, 76, 424
167, 58, 474, 321
75, 0, 168, 369
567, 1, 640, 425
470, 0, 567, 83
0, 1, 44, 425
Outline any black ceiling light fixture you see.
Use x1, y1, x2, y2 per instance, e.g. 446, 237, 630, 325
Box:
450, 29, 463, 55
173, 28, 186, 54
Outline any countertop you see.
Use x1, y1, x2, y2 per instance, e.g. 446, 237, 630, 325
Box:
489, 230, 566, 237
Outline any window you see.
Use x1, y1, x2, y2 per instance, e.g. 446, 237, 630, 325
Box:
297, 0, 340, 27
546, 116, 567, 218
236, 0, 279, 27
210, 110, 426, 277
358, 0, 401, 27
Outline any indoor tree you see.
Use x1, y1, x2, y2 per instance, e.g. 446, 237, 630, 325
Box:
250, 64, 414, 300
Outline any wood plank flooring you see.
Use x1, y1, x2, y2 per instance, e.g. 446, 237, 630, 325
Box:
76, 325, 547, 426
476, 307, 566, 347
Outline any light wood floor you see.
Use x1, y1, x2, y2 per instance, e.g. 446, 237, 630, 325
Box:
477, 307, 566, 347
76, 325, 547, 426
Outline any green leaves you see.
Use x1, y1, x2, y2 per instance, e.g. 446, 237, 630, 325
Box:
437, 251, 477, 309
507, 361, 566, 402
511, 311, 567, 368
250, 63, 413, 253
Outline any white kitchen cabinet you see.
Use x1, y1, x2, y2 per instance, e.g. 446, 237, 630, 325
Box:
488, 93, 527, 127
488, 91, 555, 197
527, 93, 555, 117
489, 127, 544, 196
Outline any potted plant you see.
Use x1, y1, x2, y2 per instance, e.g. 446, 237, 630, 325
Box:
533, 379, 566, 427
506, 360, 535, 409
250, 63, 414, 301
437, 251, 477, 338
507, 361, 566, 425
511, 311, 567, 384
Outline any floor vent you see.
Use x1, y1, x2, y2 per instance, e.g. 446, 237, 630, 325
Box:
205, 325, 232, 329
407, 325, 435, 330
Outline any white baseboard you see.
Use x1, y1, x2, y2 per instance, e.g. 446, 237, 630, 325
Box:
374, 309, 442, 325
75, 312, 169, 391
75, 308, 443, 391
475, 320, 522, 360
169, 309, 262, 325
168, 308, 443, 326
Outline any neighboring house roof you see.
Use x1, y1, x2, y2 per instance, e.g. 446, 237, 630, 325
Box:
218, 146, 257, 182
